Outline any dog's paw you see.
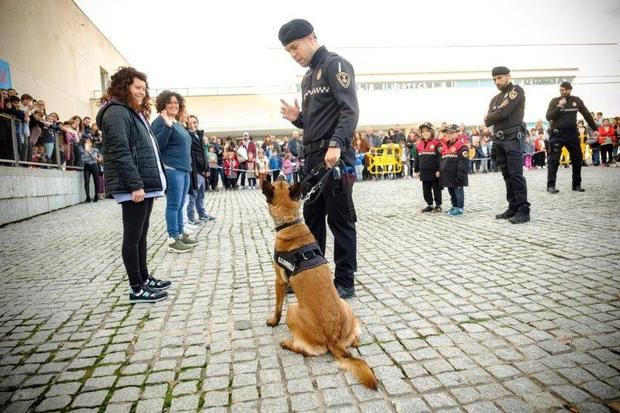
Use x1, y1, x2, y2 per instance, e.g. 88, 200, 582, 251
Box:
280, 339, 292, 349
266, 315, 280, 327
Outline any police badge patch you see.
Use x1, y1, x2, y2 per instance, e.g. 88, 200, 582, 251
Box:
337, 71, 350, 88
509, 90, 518, 100
572, 101, 577, 107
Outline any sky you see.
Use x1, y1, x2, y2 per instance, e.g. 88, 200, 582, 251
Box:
75, 0, 620, 90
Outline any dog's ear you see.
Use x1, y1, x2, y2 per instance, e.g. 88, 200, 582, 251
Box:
262, 180, 275, 203
289, 182, 303, 200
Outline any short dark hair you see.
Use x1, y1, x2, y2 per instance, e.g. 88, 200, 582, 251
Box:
155, 90, 185, 120
21, 93, 33, 101
188, 114, 198, 123
9, 96, 20, 104
596, 112, 603, 116
84, 116, 91, 121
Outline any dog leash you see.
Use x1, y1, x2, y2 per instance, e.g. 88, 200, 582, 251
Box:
301, 161, 343, 205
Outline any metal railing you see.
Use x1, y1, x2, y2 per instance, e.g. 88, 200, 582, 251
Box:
0, 114, 83, 171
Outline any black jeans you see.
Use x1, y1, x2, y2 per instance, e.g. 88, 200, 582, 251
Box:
547, 129, 582, 188
209, 167, 219, 189
422, 179, 442, 207
83, 162, 100, 200
302, 154, 357, 289
493, 136, 530, 215
121, 197, 154, 289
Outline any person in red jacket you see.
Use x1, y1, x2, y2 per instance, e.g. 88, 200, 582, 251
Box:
598, 118, 616, 166
414, 122, 442, 212
440, 124, 469, 216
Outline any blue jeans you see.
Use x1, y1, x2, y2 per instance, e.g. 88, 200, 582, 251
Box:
165, 169, 190, 238
187, 174, 206, 221
448, 187, 464, 209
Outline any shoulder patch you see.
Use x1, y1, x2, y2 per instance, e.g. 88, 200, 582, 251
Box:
335, 61, 351, 88
337, 71, 350, 88
509, 89, 518, 100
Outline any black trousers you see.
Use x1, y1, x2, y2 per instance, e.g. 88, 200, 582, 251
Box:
121, 197, 154, 289
600, 144, 613, 164
547, 129, 582, 188
494, 136, 530, 214
422, 179, 442, 206
83, 162, 100, 200
302, 155, 357, 289
209, 167, 219, 189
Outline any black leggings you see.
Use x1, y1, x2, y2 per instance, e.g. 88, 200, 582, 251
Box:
121, 197, 154, 289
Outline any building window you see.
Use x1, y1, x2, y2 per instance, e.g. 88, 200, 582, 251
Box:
100, 67, 109, 92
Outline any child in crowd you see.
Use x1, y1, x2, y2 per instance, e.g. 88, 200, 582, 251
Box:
476, 137, 490, 173
257, 148, 269, 187
414, 122, 442, 212
354, 147, 364, 181
268, 148, 282, 182
223, 151, 239, 189
399, 140, 409, 178
440, 124, 469, 216
282, 152, 293, 183
246, 152, 258, 189
207, 146, 219, 190
523, 135, 535, 170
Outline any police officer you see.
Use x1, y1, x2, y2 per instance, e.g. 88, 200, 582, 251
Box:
545, 81, 598, 193
278, 19, 359, 299
484, 66, 530, 224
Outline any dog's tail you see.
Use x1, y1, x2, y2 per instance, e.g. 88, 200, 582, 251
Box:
329, 344, 378, 390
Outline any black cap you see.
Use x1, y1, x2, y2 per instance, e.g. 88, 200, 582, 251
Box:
419, 122, 434, 131
278, 19, 314, 46
491, 66, 510, 77
446, 124, 459, 132
560, 81, 572, 90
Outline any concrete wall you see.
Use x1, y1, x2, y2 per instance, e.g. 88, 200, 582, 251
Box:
0, 166, 87, 225
0, 0, 129, 120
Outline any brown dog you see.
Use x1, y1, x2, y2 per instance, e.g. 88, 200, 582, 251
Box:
262, 178, 377, 390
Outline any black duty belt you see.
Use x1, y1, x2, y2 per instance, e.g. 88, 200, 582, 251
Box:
494, 126, 523, 140
273, 242, 327, 278
301, 138, 331, 156
549, 127, 577, 135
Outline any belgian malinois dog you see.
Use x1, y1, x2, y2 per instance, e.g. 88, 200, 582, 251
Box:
262, 178, 377, 389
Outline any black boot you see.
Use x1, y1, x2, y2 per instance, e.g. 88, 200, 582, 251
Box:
547, 187, 559, 194
572, 186, 585, 192
495, 209, 516, 219
508, 213, 530, 224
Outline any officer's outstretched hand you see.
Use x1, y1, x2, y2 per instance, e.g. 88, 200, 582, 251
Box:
280, 99, 300, 122
324, 147, 341, 169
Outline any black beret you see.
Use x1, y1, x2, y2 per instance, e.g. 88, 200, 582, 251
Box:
560, 81, 572, 89
278, 19, 314, 46
446, 124, 460, 132
491, 66, 510, 77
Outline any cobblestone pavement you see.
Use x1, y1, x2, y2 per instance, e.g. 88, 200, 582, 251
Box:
1, 166, 619, 413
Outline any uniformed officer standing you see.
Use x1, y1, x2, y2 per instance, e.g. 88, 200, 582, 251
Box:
278, 19, 359, 299
484, 66, 530, 224
545, 81, 598, 193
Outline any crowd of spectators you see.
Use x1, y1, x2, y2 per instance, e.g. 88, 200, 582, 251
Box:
2, 86, 618, 206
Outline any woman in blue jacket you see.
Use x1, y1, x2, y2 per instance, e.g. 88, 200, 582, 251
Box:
151, 91, 198, 253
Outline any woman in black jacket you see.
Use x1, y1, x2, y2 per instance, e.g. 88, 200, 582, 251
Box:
97, 67, 171, 304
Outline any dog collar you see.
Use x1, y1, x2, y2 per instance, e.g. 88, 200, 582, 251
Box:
275, 217, 303, 232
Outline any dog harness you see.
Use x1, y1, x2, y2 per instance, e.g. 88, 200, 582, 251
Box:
274, 242, 327, 278
273, 218, 327, 278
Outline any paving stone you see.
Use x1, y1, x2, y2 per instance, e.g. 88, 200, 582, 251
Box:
72, 390, 108, 408
322, 387, 354, 406
290, 393, 320, 411
202, 390, 229, 407
170, 394, 200, 412
109, 386, 140, 403
35, 395, 72, 411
